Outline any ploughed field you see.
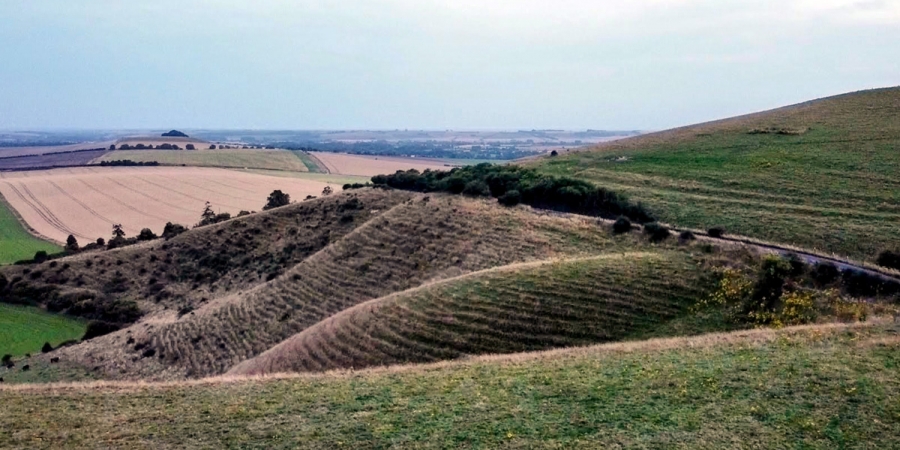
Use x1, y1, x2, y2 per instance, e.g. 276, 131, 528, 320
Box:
0, 166, 340, 243
530, 87, 900, 262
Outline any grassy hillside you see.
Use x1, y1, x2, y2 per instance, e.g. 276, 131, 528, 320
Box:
53, 193, 673, 381
0, 193, 61, 264
0, 304, 86, 357
230, 251, 718, 376
94, 148, 310, 172
2, 322, 897, 448
530, 87, 900, 261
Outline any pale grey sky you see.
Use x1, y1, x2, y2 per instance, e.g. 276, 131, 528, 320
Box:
1, 0, 898, 130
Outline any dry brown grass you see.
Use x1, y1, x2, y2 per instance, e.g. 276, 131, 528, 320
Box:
227, 250, 713, 376
35, 192, 667, 381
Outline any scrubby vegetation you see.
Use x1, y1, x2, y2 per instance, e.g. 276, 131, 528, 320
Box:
372, 164, 653, 223
97, 160, 160, 167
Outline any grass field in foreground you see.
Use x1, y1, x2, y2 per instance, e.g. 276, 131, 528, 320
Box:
94, 149, 310, 172
531, 87, 900, 262
2, 322, 897, 448
0, 304, 86, 357
0, 194, 61, 265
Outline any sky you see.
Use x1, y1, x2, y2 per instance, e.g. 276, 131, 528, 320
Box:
1, 0, 898, 131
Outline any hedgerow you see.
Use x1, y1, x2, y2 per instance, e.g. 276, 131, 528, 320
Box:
371, 164, 654, 223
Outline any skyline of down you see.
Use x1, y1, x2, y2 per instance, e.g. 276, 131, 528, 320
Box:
1, 0, 899, 131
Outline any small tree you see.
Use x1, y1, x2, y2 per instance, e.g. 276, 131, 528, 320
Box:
34, 250, 49, 263
162, 222, 188, 239
612, 217, 632, 234
186, 144, 195, 150
112, 224, 125, 240
96, 237, 105, 246
264, 190, 291, 210
41, 342, 53, 353
200, 202, 216, 224
65, 235, 79, 252
209, 145, 216, 150
322, 186, 334, 196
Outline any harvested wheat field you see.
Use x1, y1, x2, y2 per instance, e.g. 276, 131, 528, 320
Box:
311, 152, 452, 176
0, 166, 340, 243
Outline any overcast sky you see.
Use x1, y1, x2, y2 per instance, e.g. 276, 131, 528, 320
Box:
1, 0, 898, 130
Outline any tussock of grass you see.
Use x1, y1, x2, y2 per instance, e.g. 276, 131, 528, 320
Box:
230, 251, 716, 375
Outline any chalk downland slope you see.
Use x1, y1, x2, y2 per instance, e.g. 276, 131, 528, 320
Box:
2, 322, 898, 448
55, 191, 669, 381
531, 87, 900, 261
229, 251, 713, 376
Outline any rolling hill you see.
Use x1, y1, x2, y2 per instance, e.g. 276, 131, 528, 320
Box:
229, 251, 715, 376
530, 87, 900, 262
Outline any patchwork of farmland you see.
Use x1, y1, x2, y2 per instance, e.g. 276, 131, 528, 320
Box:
93, 148, 310, 172
0, 166, 340, 243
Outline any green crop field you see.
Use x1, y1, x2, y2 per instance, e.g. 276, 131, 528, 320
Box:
0, 195, 62, 265
2, 322, 897, 448
291, 150, 328, 173
531, 88, 900, 262
0, 304, 86, 357
94, 149, 310, 172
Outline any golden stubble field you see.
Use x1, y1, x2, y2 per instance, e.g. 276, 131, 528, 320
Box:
310, 152, 452, 176
0, 166, 341, 243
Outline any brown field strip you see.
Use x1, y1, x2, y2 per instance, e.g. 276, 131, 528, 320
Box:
0, 166, 341, 243
310, 152, 451, 176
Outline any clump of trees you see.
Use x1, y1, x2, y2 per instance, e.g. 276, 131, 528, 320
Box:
65, 235, 79, 252
263, 190, 291, 210
99, 160, 160, 167
162, 222, 188, 239
162, 130, 189, 137
371, 164, 654, 223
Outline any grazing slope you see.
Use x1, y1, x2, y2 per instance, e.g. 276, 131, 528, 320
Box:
230, 251, 713, 375
0, 193, 61, 264
0, 166, 339, 242
531, 87, 900, 261
41, 192, 663, 381
93, 149, 310, 172
2, 322, 898, 448
0, 304, 86, 357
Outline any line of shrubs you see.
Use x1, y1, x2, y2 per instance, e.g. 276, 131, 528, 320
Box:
98, 160, 160, 167
369, 164, 654, 223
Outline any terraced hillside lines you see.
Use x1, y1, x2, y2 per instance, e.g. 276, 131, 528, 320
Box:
60, 194, 646, 380
3, 323, 899, 448
310, 152, 451, 176
530, 87, 900, 261
0, 192, 61, 264
0, 167, 341, 242
94, 149, 310, 172
229, 251, 709, 375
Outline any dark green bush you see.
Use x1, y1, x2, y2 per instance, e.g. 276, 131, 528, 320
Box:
877, 250, 900, 271
498, 190, 521, 207
612, 217, 632, 234
41, 342, 53, 353
162, 222, 188, 239
82, 321, 121, 340
138, 228, 158, 241
33, 251, 49, 263
462, 180, 491, 197
264, 190, 291, 210
750, 257, 793, 314
643, 222, 670, 242
811, 262, 840, 286
708, 227, 726, 238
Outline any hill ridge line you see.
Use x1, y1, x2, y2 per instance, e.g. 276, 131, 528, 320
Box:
4, 319, 884, 392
